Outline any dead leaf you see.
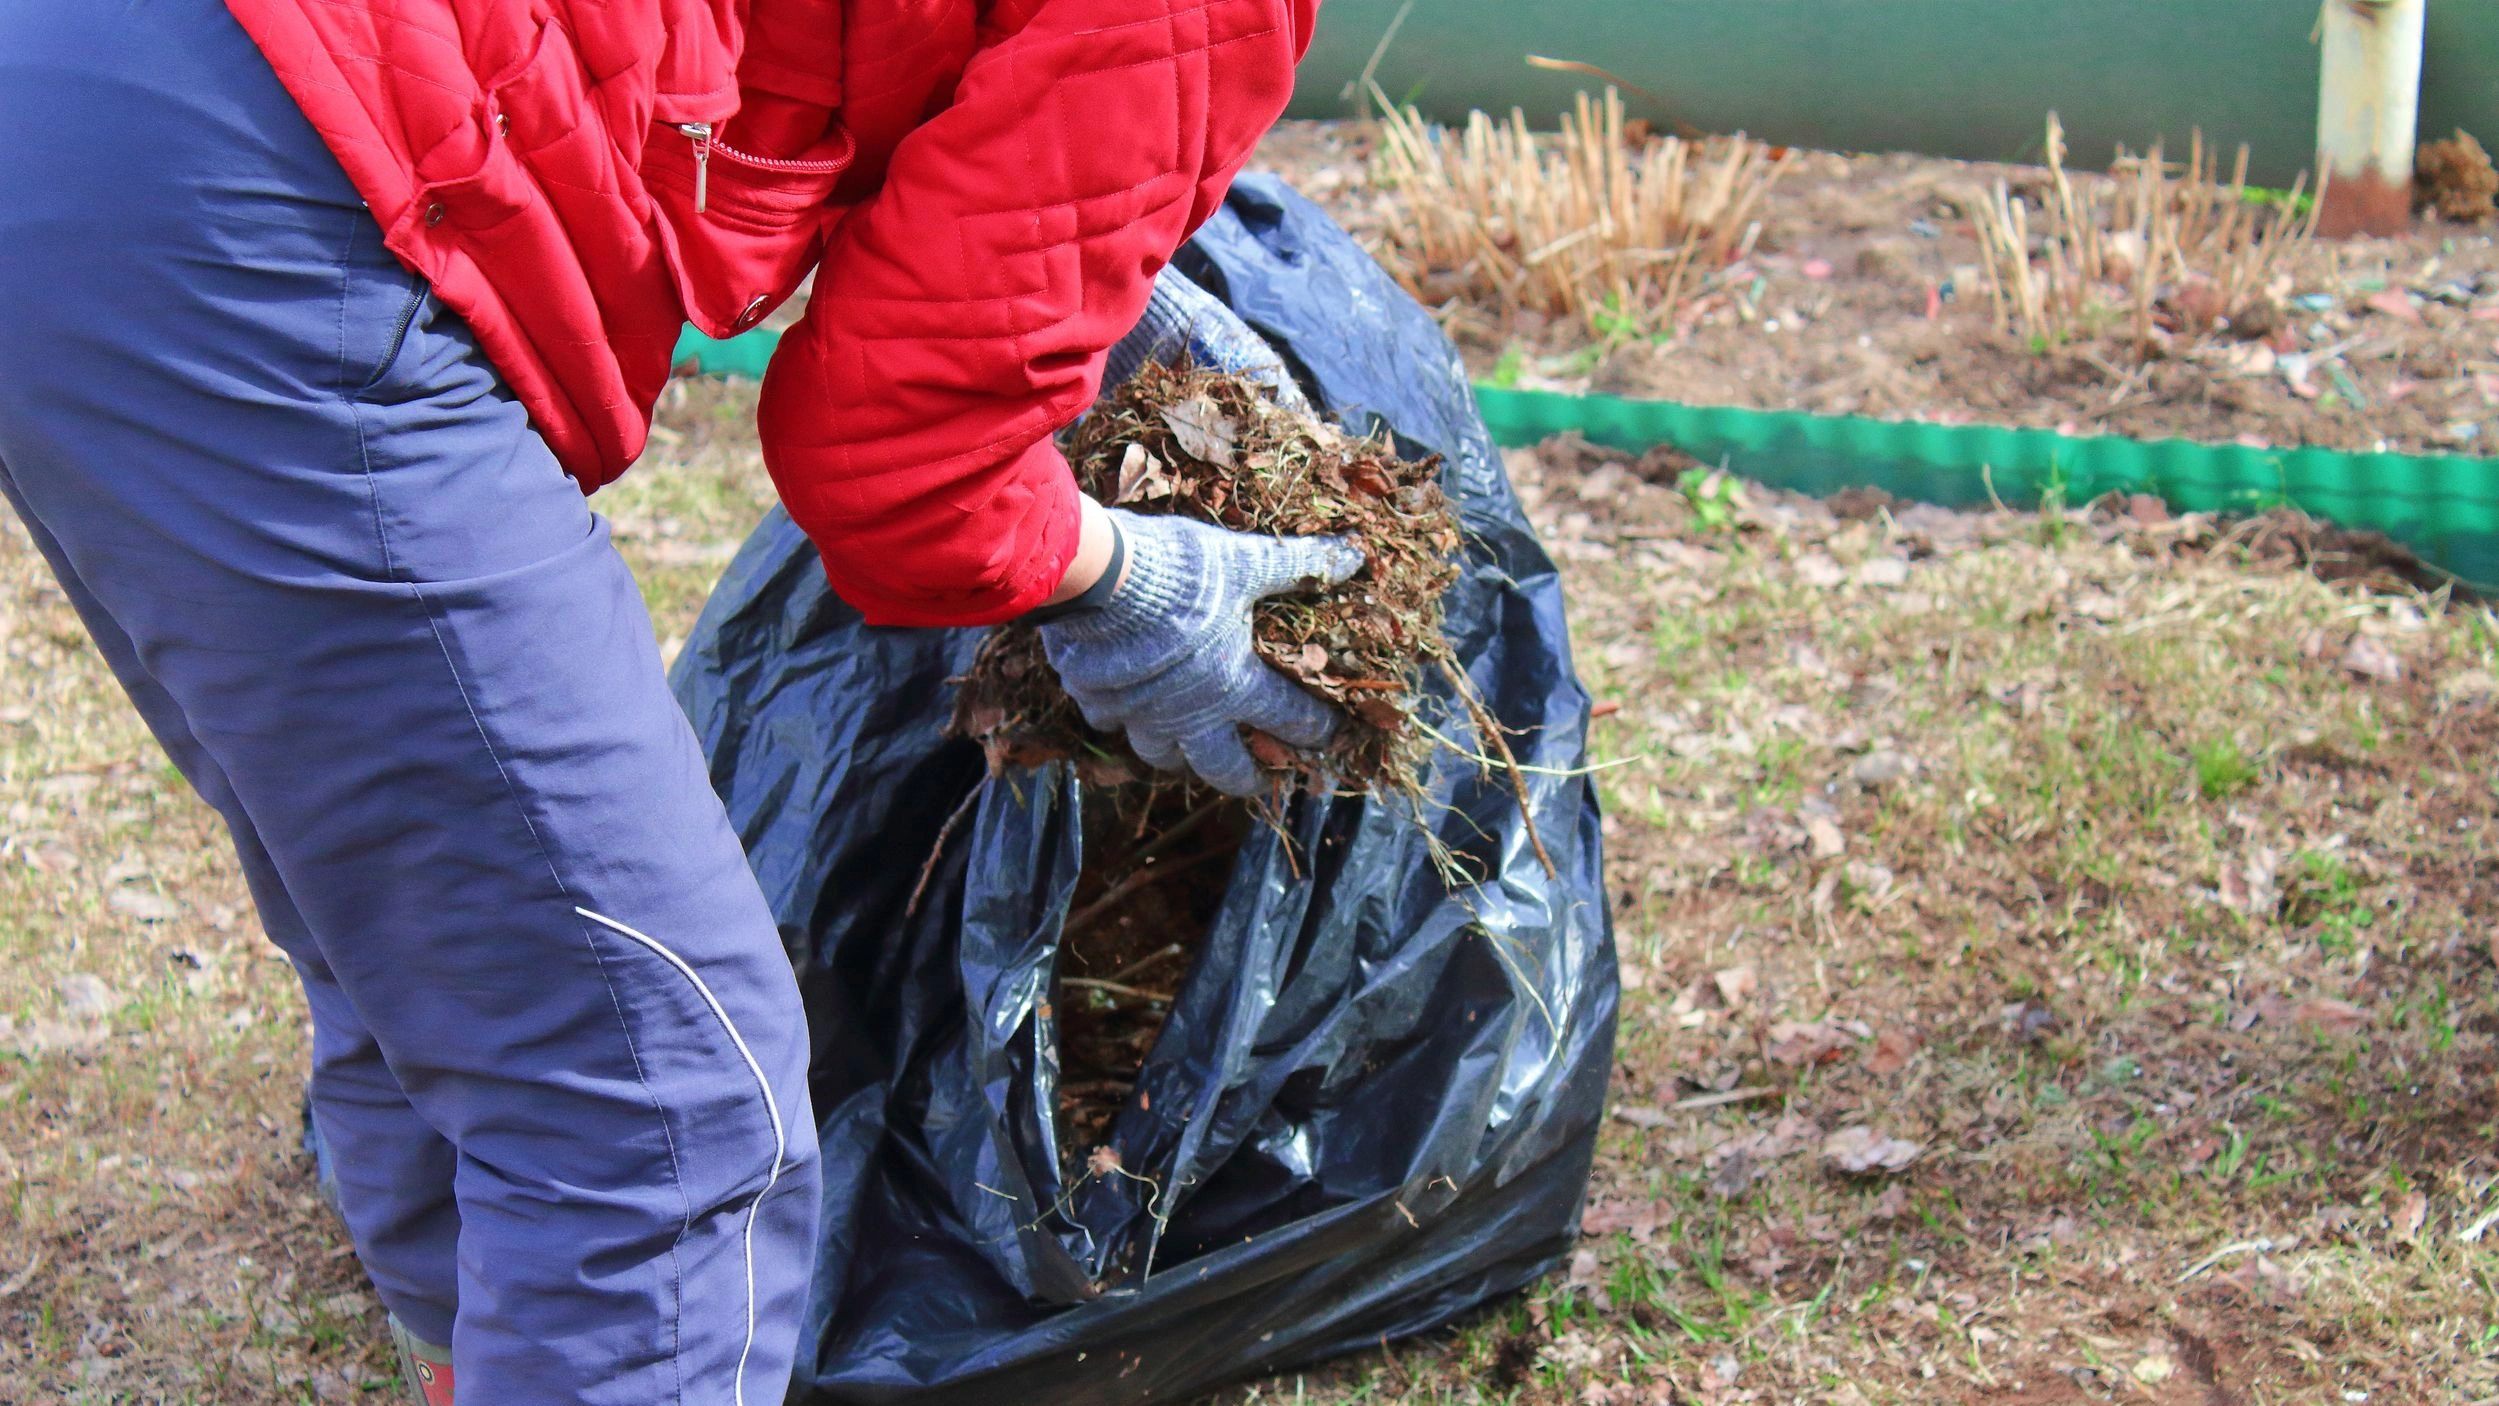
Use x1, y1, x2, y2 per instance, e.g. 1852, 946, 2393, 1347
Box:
2363, 288, 2423, 324
1863, 1026, 1920, 1076
1803, 814, 1846, 859
2000, 999, 2059, 1044
2339, 635, 2404, 682
1794, 554, 1846, 589
1562, 1248, 1611, 1308
1821, 1125, 1922, 1175
1868, 1183, 1909, 1220
1767, 1020, 1849, 1067
2068, 590, 2124, 621
108, 889, 178, 923
1295, 642, 1330, 676
3, 1019, 107, 1058
1111, 442, 1174, 504
2216, 846, 2283, 915
1708, 1149, 1760, 1200
1350, 695, 1406, 729
1160, 396, 1238, 467
1345, 459, 1395, 499
1712, 964, 1757, 1008
1243, 730, 1300, 770
1581, 1201, 1664, 1241
54, 973, 119, 1021
2394, 1189, 2428, 1243
1612, 1104, 1670, 1130
2291, 996, 2369, 1036
1849, 750, 1917, 787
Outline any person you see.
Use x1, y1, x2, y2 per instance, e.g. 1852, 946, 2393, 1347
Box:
0, 0, 1349, 1400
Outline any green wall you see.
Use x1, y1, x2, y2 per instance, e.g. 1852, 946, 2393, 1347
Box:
1293, 1, 2499, 185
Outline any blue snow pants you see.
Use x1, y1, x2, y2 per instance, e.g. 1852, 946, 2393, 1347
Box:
0, 2, 821, 1400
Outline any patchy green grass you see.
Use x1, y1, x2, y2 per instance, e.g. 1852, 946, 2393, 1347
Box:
1225, 440, 2499, 1406
3, 383, 2495, 1403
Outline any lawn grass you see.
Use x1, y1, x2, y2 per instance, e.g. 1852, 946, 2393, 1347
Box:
2, 384, 2493, 1402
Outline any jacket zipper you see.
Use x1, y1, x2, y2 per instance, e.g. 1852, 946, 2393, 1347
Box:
677, 122, 713, 212
674, 122, 859, 215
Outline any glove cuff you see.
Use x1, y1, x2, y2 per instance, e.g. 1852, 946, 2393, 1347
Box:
1022, 516, 1127, 625
1037, 511, 1194, 646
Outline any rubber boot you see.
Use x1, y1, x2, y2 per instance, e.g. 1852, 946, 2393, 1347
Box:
389, 1316, 455, 1406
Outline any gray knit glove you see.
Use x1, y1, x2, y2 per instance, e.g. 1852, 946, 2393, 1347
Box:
1039, 510, 1364, 796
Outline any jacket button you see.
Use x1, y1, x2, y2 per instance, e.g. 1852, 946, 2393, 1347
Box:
423, 201, 447, 227
736, 295, 770, 327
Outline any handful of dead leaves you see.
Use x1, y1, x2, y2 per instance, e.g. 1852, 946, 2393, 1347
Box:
950, 361, 1464, 797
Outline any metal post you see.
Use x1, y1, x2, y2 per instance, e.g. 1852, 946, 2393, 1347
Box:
2315, 0, 2426, 238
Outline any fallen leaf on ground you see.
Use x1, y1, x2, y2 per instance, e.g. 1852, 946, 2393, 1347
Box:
2000, 999, 2059, 1043
54, 973, 119, 1021
1708, 1149, 1760, 1200
2340, 635, 2404, 682
2292, 997, 2369, 1036
1863, 1026, 1920, 1076
2394, 1189, 2428, 1243
1822, 1125, 1922, 1175
1794, 554, 1846, 589
1580, 1200, 1665, 1241
1803, 814, 1846, 859
1712, 964, 1757, 1007
2363, 289, 2423, 324
1767, 1020, 1850, 1067
1849, 750, 1917, 787
2067, 590, 2124, 621
108, 889, 178, 923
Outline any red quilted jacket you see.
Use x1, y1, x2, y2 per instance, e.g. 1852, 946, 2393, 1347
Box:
223, 0, 1315, 625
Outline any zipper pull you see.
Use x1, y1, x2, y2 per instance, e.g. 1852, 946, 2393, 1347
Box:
678, 122, 713, 213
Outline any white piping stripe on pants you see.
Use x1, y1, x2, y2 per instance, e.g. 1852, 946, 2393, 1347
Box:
575, 906, 788, 1406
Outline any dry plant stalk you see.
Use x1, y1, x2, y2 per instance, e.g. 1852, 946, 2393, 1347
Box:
1975, 114, 2322, 351
1373, 87, 1787, 333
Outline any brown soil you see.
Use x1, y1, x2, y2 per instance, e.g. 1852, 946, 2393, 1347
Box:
1255, 121, 2499, 458
1052, 783, 1247, 1163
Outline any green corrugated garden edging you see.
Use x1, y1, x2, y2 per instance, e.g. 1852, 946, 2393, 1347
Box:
675, 327, 2499, 591
1473, 387, 2499, 592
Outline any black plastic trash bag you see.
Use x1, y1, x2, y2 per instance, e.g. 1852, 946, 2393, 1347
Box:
671, 174, 1617, 1403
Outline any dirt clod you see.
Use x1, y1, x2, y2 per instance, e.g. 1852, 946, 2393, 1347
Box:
2419, 129, 2499, 222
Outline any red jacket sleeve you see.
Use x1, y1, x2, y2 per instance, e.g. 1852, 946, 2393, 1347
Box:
755, 0, 1319, 628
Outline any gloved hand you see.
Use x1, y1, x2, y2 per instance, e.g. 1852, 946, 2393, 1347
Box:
1039, 509, 1364, 796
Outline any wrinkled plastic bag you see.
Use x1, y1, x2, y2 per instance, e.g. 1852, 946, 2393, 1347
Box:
670, 174, 1617, 1403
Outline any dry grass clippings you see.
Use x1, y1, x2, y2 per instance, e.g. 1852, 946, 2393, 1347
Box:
951, 360, 1464, 799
